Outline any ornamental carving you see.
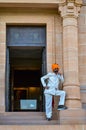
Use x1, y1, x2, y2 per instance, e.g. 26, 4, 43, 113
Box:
67, 0, 82, 3
58, 0, 82, 4
58, 0, 82, 18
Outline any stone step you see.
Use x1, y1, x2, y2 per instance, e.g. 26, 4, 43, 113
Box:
0, 112, 44, 117
0, 119, 59, 125
0, 112, 59, 125
59, 109, 86, 124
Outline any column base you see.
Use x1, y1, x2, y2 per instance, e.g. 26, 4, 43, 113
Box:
59, 108, 86, 124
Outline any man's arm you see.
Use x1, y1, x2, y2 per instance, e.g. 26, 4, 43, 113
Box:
41, 74, 49, 89
57, 73, 64, 90
58, 72, 64, 83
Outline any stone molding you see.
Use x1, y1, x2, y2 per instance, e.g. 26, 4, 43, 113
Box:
58, 0, 82, 19
63, 83, 80, 87
0, 0, 83, 7
0, 0, 81, 4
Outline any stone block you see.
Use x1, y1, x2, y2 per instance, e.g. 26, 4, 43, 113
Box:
59, 109, 86, 124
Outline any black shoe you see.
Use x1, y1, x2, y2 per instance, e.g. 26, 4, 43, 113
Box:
57, 105, 67, 110
46, 117, 52, 121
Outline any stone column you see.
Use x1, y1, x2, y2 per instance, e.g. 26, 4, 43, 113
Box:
59, 1, 82, 108
0, 22, 6, 112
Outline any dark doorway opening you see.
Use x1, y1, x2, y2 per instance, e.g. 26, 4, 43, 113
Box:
14, 70, 40, 87
13, 69, 42, 111
6, 25, 46, 112
8, 47, 46, 112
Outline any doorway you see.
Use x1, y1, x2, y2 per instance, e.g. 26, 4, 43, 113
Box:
13, 69, 41, 111
6, 26, 46, 112
7, 47, 46, 112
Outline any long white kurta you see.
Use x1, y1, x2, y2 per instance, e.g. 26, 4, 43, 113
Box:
41, 72, 66, 118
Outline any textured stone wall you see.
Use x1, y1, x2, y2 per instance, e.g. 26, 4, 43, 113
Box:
0, 22, 6, 112
0, 125, 85, 130
78, 3, 86, 109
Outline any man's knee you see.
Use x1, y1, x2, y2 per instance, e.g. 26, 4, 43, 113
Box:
62, 91, 66, 96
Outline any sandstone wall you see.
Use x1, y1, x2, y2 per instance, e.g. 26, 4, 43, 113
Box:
0, 125, 86, 130
78, 1, 86, 109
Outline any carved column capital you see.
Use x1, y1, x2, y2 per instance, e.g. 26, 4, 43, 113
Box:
58, 0, 82, 19
67, 0, 82, 4
59, 0, 82, 5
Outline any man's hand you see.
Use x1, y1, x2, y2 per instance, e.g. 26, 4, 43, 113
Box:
58, 72, 62, 75
45, 86, 49, 89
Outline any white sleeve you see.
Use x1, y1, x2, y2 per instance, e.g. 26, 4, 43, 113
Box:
58, 74, 64, 83
40, 74, 49, 87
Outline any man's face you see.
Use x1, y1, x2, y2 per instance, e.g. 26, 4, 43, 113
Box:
53, 68, 59, 74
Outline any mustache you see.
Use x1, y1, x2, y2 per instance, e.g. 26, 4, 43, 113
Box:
54, 70, 58, 72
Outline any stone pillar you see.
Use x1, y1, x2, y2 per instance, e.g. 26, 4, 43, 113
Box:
0, 22, 6, 112
59, 1, 82, 108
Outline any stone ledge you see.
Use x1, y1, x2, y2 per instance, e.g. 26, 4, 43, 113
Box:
59, 109, 86, 124
0, 125, 85, 130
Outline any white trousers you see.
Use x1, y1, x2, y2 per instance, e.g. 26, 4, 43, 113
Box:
44, 90, 66, 118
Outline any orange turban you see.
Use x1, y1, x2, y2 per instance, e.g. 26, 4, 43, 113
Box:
52, 63, 60, 70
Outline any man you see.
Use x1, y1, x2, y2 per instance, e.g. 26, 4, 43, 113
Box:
41, 63, 67, 121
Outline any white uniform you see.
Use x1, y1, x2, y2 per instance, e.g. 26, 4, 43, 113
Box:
41, 72, 66, 118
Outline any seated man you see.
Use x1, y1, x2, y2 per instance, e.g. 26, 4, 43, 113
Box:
41, 63, 67, 121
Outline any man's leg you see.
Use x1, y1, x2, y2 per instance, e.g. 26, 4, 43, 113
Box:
55, 90, 66, 105
45, 93, 52, 119
55, 90, 67, 110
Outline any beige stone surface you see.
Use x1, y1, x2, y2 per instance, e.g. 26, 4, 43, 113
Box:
0, 0, 59, 3
0, 0, 86, 125
60, 109, 86, 124
0, 125, 85, 130
78, 5, 86, 109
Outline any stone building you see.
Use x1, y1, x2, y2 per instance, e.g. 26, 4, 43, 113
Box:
0, 0, 86, 129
